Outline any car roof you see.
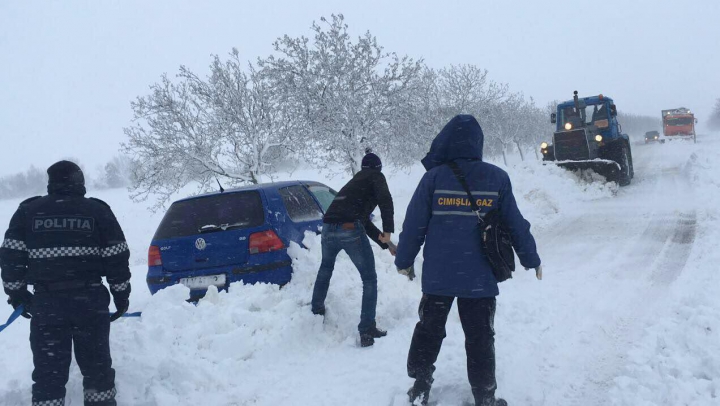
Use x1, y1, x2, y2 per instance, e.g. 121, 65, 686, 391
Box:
174, 180, 316, 203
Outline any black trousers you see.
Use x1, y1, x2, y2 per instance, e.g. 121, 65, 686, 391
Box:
407, 294, 497, 401
30, 285, 117, 406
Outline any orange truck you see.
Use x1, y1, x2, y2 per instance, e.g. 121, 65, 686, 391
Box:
661, 107, 697, 143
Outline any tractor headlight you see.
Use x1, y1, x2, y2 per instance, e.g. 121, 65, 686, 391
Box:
595, 135, 603, 142
540, 142, 548, 149
654, 136, 658, 139
564, 123, 572, 130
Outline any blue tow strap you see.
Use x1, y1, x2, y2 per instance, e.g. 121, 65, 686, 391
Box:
116, 311, 142, 318
0, 306, 142, 335
0, 305, 25, 333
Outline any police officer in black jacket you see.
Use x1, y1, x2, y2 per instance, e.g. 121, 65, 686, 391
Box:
0, 161, 131, 406
311, 152, 395, 347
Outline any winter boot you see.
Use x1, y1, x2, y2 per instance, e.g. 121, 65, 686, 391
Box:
407, 379, 432, 405
476, 396, 508, 406
360, 326, 387, 347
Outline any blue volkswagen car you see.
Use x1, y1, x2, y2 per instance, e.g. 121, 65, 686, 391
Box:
146, 181, 338, 298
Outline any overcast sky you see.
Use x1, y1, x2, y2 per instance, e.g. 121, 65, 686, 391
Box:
1, 0, 718, 176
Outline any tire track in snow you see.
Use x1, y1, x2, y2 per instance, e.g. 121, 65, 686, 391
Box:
569, 172, 698, 405
650, 211, 697, 285
647, 171, 697, 286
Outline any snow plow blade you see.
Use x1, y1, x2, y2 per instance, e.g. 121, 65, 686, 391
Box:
554, 159, 621, 181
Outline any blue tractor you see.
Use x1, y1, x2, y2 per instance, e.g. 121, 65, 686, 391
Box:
541, 91, 634, 186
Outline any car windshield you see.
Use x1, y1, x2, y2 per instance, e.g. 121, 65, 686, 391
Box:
153, 191, 264, 239
559, 107, 580, 128
560, 103, 607, 127
666, 117, 693, 126
307, 185, 338, 212
586, 104, 608, 124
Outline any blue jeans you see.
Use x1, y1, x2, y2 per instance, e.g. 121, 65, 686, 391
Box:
311, 221, 378, 333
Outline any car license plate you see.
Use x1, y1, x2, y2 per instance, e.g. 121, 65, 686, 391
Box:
179, 274, 226, 290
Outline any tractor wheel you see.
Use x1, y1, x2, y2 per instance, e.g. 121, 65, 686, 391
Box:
617, 143, 632, 186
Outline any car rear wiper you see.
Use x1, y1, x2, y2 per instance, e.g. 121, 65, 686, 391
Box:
199, 224, 221, 233
198, 222, 249, 233
221, 222, 250, 230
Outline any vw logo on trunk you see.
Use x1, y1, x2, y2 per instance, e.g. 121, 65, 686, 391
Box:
195, 238, 207, 250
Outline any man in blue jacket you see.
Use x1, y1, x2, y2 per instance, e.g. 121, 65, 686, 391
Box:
395, 115, 541, 406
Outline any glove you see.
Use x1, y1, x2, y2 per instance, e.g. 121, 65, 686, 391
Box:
109, 297, 129, 322
525, 265, 543, 280
397, 265, 415, 281
7, 290, 33, 319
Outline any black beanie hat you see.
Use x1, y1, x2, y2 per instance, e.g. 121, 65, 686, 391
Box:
47, 160, 85, 186
361, 153, 382, 170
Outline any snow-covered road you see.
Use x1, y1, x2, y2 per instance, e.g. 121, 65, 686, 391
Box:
501, 141, 702, 405
1, 137, 718, 405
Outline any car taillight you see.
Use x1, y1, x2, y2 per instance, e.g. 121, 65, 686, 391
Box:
148, 245, 162, 266
249, 230, 285, 254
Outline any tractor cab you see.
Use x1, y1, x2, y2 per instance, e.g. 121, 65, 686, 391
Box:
548, 93, 620, 160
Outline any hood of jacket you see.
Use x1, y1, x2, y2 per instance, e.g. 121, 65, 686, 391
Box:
421, 114, 484, 171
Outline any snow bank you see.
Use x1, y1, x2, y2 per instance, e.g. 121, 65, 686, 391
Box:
103, 233, 430, 406
501, 160, 617, 231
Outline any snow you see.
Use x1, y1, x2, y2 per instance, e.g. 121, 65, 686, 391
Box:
608, 140, 720, 406
1, 136, 719, 405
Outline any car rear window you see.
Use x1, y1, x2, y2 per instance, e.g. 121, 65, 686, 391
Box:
279, 185, 323, 222
153, 191, 264, 240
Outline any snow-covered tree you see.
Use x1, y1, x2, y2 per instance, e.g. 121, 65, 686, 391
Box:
436, 64, 508, 119
103, 155, 134, 189
385, 67, 442, 167
0, 166, 47, 200
24, 166, 47, 194
260, 14, 423, 174
481, 93, 528, 165
387, 64, 512, 166
104, 162, 123, 189
512, 99, 552, 160
123, 49, 297, 209
709, 98, 720, 131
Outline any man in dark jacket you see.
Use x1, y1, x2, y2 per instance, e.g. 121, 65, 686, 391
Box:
311, 152, 395, 347
0, 161, 131, 406
395, 116, 542, 406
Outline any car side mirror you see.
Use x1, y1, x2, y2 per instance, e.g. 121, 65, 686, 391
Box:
695, 118, 698, 124
550, 113, 557, 124
610, 105, 617, 116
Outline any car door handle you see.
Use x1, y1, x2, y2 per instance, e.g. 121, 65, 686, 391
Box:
195, 257, 209, 262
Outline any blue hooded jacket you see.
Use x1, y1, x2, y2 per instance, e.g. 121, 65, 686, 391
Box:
395, 115, 541, 298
